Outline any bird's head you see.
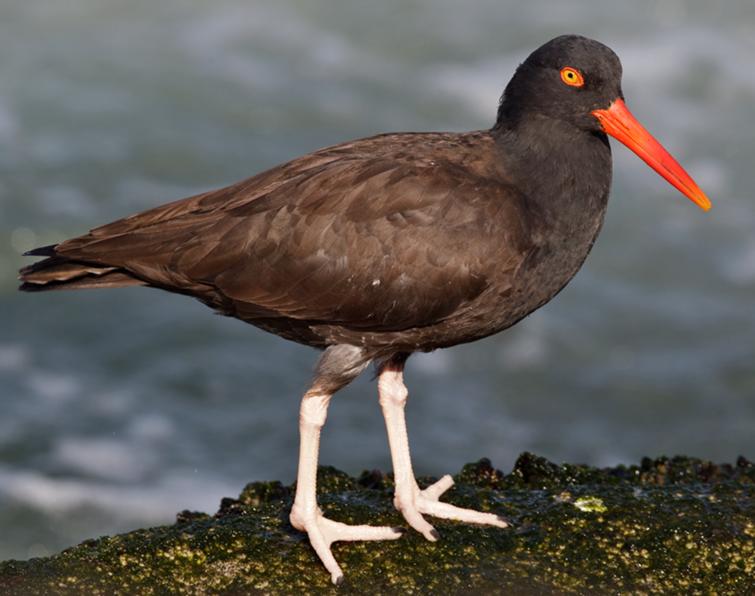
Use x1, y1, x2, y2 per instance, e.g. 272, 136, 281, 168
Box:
497, 34, 711, 211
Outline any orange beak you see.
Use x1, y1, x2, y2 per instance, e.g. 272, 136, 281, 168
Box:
592, 99, 712, 211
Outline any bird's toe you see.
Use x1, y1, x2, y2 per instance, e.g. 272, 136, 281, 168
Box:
422, 474, 455, 500
291, 507, 405, 582
394, 498, 439, 541
393, 475, 509, 536
420, 499, 509, 528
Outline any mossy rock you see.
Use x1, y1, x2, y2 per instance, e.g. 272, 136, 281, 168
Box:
1, 453, 754, 594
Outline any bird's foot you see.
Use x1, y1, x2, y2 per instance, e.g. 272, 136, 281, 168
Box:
394, 474, 508, 541
290, 506, 404, 585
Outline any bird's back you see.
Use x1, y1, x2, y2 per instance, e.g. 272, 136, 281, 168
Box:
19, 130, 547, 355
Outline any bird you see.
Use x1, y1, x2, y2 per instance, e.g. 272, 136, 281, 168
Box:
19, 35, 711, 584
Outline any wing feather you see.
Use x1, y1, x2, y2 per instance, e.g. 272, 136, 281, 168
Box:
53, 132, 532, 333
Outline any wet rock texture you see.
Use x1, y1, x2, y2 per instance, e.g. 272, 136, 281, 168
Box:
1, 453, 753, 594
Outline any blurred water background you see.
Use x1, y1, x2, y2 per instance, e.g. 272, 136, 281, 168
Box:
1, 0, 754, 561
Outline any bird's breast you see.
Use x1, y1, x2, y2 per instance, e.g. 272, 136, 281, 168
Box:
484, 185, 610, 336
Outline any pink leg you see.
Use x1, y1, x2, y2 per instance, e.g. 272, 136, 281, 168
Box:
378, 361, 508, 540
289, 390, 403, 585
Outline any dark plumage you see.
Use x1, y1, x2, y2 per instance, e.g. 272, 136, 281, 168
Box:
20, 129, 599, 354
19, 35, 710, 584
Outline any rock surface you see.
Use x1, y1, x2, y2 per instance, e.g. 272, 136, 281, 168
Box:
1, 453, 754, 594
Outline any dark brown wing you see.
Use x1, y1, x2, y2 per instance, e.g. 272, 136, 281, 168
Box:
48, 132, 532, 334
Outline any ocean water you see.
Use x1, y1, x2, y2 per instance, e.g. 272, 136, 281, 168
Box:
1, 0, 754, 560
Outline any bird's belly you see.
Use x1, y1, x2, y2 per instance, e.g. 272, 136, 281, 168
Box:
303, 245, 591, 355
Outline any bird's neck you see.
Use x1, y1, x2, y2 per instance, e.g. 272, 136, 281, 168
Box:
492, 114, 612, 236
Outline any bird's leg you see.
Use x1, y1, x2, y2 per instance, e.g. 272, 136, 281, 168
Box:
289, 346, 403, 585
378, 357, 508, 540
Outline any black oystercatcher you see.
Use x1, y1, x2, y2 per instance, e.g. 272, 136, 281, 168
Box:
19, 35, 711, 583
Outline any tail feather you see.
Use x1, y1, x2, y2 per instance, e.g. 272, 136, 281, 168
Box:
18, 245, 146, 292
23, 244, 58, 257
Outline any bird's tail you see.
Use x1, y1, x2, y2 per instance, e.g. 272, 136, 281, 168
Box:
18, 244, 146, 292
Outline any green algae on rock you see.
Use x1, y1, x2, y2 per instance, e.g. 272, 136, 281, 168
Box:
1, 454, 753, 594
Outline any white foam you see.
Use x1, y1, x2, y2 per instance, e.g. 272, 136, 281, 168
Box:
0, 464, 234, 521
54, 437, 152, 482
9, 227, 38, 255
26, 372, 79, 404
0, 344, 29, 372
127, 414, 176, 442
424, 55, 521, 122
412, 351, 452, 375
498, 316, 550, 369
179, 5, 390, 93
0, 99, 18, 139
722, 237, 755, 285
39, 186, 94, 217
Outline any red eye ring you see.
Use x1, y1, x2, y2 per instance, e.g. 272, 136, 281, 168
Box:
560, 67, 584, 87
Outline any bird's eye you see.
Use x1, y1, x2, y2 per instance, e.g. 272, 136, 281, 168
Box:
560, 67, 585, 88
